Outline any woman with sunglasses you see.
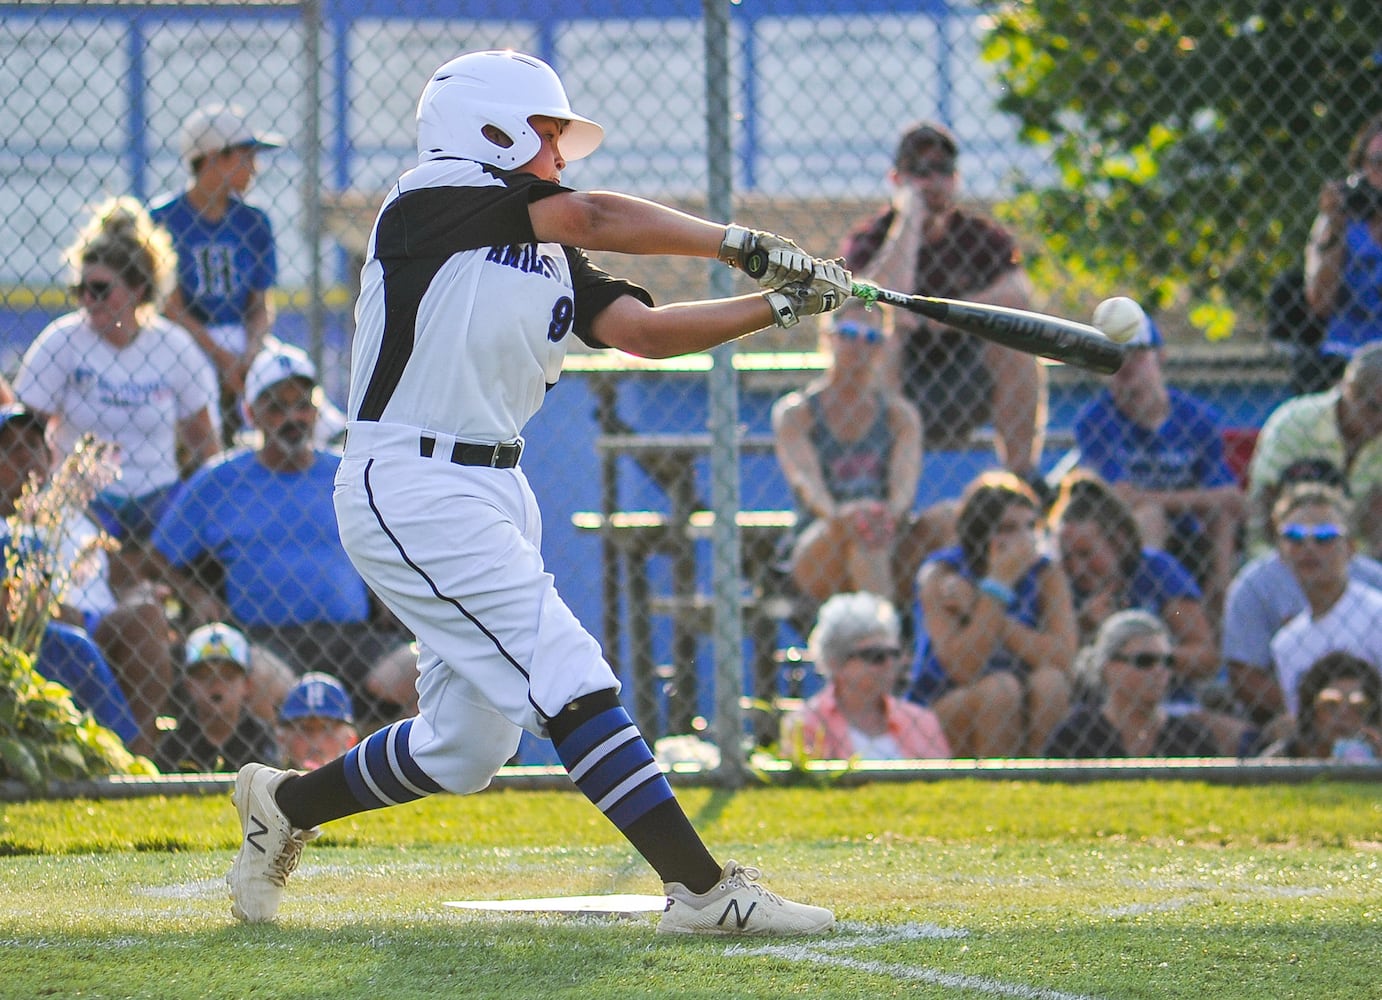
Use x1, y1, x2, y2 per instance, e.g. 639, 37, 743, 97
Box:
13, 197, 220, 584
908, 470, 1077, 757
780, 590, 950, 761
1044, 610, 1219, 758
772, 302, 952, 612
1050, 470, 1261, 756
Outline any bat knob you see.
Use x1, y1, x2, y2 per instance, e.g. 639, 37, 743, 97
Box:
743, 249, 767, 279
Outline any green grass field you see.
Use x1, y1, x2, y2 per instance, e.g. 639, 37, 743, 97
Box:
2, 779, 1379, 999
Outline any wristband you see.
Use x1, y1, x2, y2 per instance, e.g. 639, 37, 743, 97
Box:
977, 577, 1017, 609
763, 289, 799, 328
719, 224, 751, 267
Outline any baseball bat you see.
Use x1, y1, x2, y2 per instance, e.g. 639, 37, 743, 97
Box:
743, 253, 1124, 374
849, 282, 1125, 375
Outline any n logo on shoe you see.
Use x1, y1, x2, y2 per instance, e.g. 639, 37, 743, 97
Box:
245, 814, 269, 854
717, 899, 757, 930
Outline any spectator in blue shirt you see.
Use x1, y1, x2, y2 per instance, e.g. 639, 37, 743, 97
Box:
151, 104, 282, 445
1074, 314, 1247, 619
908, 471, 1077, 757
1049, 470, 1255, 756
150, 344, 410, 727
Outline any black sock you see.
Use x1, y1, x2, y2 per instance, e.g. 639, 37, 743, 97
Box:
275, 718, 445, 829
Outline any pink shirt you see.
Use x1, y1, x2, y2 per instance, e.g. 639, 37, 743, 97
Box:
784, 684, 952, 760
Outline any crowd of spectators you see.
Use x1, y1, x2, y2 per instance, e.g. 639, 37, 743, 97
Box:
5, 106, 1382, 773
2, 104, 404, 775
762, 115, 1382, 764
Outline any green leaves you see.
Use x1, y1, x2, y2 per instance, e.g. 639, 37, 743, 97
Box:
0, 640, 154, 791
982, 1, 1382, 336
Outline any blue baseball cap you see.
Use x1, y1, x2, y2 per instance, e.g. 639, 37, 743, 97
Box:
1125, 315, 1163, 349
279, 672, 354, 724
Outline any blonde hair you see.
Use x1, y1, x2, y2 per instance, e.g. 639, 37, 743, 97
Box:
64, 196, 176, 310
1072, 609, 1167, 702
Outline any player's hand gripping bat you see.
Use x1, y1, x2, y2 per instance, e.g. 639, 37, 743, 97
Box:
745, 253, 1125, 375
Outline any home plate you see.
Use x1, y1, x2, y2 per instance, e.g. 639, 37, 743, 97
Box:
444, 894, 666, 916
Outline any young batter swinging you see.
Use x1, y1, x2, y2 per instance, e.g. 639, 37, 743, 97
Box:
227, 49, 848, 935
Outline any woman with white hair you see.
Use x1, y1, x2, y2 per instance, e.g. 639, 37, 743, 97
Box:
781, 591, 950, 760
1043, 609, 1220, 758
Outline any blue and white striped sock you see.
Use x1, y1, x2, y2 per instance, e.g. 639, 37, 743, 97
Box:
343, 719, 444, 810
553, 704, 675, 830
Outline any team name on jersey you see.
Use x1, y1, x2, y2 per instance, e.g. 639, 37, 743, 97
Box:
486, 243, 562, 280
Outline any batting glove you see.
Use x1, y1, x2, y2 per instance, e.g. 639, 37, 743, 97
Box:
719, 225, 814, 288
764, 259, 853, 328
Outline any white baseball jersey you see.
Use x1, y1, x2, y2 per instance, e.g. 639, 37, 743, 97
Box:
1269, 581, 1382, 715
14, 311, 217, 498
334, 158, 652, 790
347, 158, 648, 439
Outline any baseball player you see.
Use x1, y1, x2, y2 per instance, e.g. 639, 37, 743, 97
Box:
227, 49, 848, 935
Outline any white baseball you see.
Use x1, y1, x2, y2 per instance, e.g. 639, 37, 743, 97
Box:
1092, 296, 1145, 344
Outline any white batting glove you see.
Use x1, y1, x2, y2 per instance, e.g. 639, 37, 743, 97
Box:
763, 259, 853, 328
719, 225, 814, 288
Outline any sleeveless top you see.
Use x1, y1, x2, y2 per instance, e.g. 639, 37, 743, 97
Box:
790, 391, 894, 538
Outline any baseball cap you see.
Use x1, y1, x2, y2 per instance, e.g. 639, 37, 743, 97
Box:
244, 343, 318, 404
1124, 315, 1164, 350
181, 104, 284, 167
184, 622, 251, 673
894, 120, 959, 169
0, 404, 45, 434
1278, 457, 1348, 492
279, 672, 355, 725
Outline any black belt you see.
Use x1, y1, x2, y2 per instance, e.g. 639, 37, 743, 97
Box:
419, 436, 522, 468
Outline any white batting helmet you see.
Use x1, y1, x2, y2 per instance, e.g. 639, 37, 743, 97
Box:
416, 50, 604, 169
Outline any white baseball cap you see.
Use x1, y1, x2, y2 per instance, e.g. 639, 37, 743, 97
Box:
184, 622, 251, 673
181, 103, 284, 166
245, 343, 318, 404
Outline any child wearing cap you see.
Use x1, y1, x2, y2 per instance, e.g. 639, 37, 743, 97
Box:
150, 103, 283, 446
275, 672, 359, 771
154, 622, 278, 774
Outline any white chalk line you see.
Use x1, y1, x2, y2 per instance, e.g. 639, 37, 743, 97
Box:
725, 929, 1105, 1000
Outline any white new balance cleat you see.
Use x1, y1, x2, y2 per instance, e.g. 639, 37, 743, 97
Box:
658, 860, 834, 936
227, 763, 319, 923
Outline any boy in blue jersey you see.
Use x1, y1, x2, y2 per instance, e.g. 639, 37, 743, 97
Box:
151, 104, 282, 444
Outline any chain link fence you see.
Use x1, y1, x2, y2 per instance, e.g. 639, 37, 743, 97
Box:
1, 1, 1379, 781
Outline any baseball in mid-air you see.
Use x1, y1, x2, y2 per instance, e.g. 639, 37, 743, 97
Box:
1092, 296, 1146, 344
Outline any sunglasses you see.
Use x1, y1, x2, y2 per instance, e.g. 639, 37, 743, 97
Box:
1112, 652, 1173, 671
70, 279, 115, 301
1279, 523, 1345, 545
1314, 688, 1373, 709
901, 158, 956, 179
846, 645, 902, 665
834, 322, 883, 344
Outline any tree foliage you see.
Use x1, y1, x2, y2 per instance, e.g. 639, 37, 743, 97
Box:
981, 1, 1382, 339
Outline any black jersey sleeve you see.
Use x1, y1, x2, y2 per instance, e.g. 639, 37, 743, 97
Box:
375, 172, 568, 259
563, 246, 654, 349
